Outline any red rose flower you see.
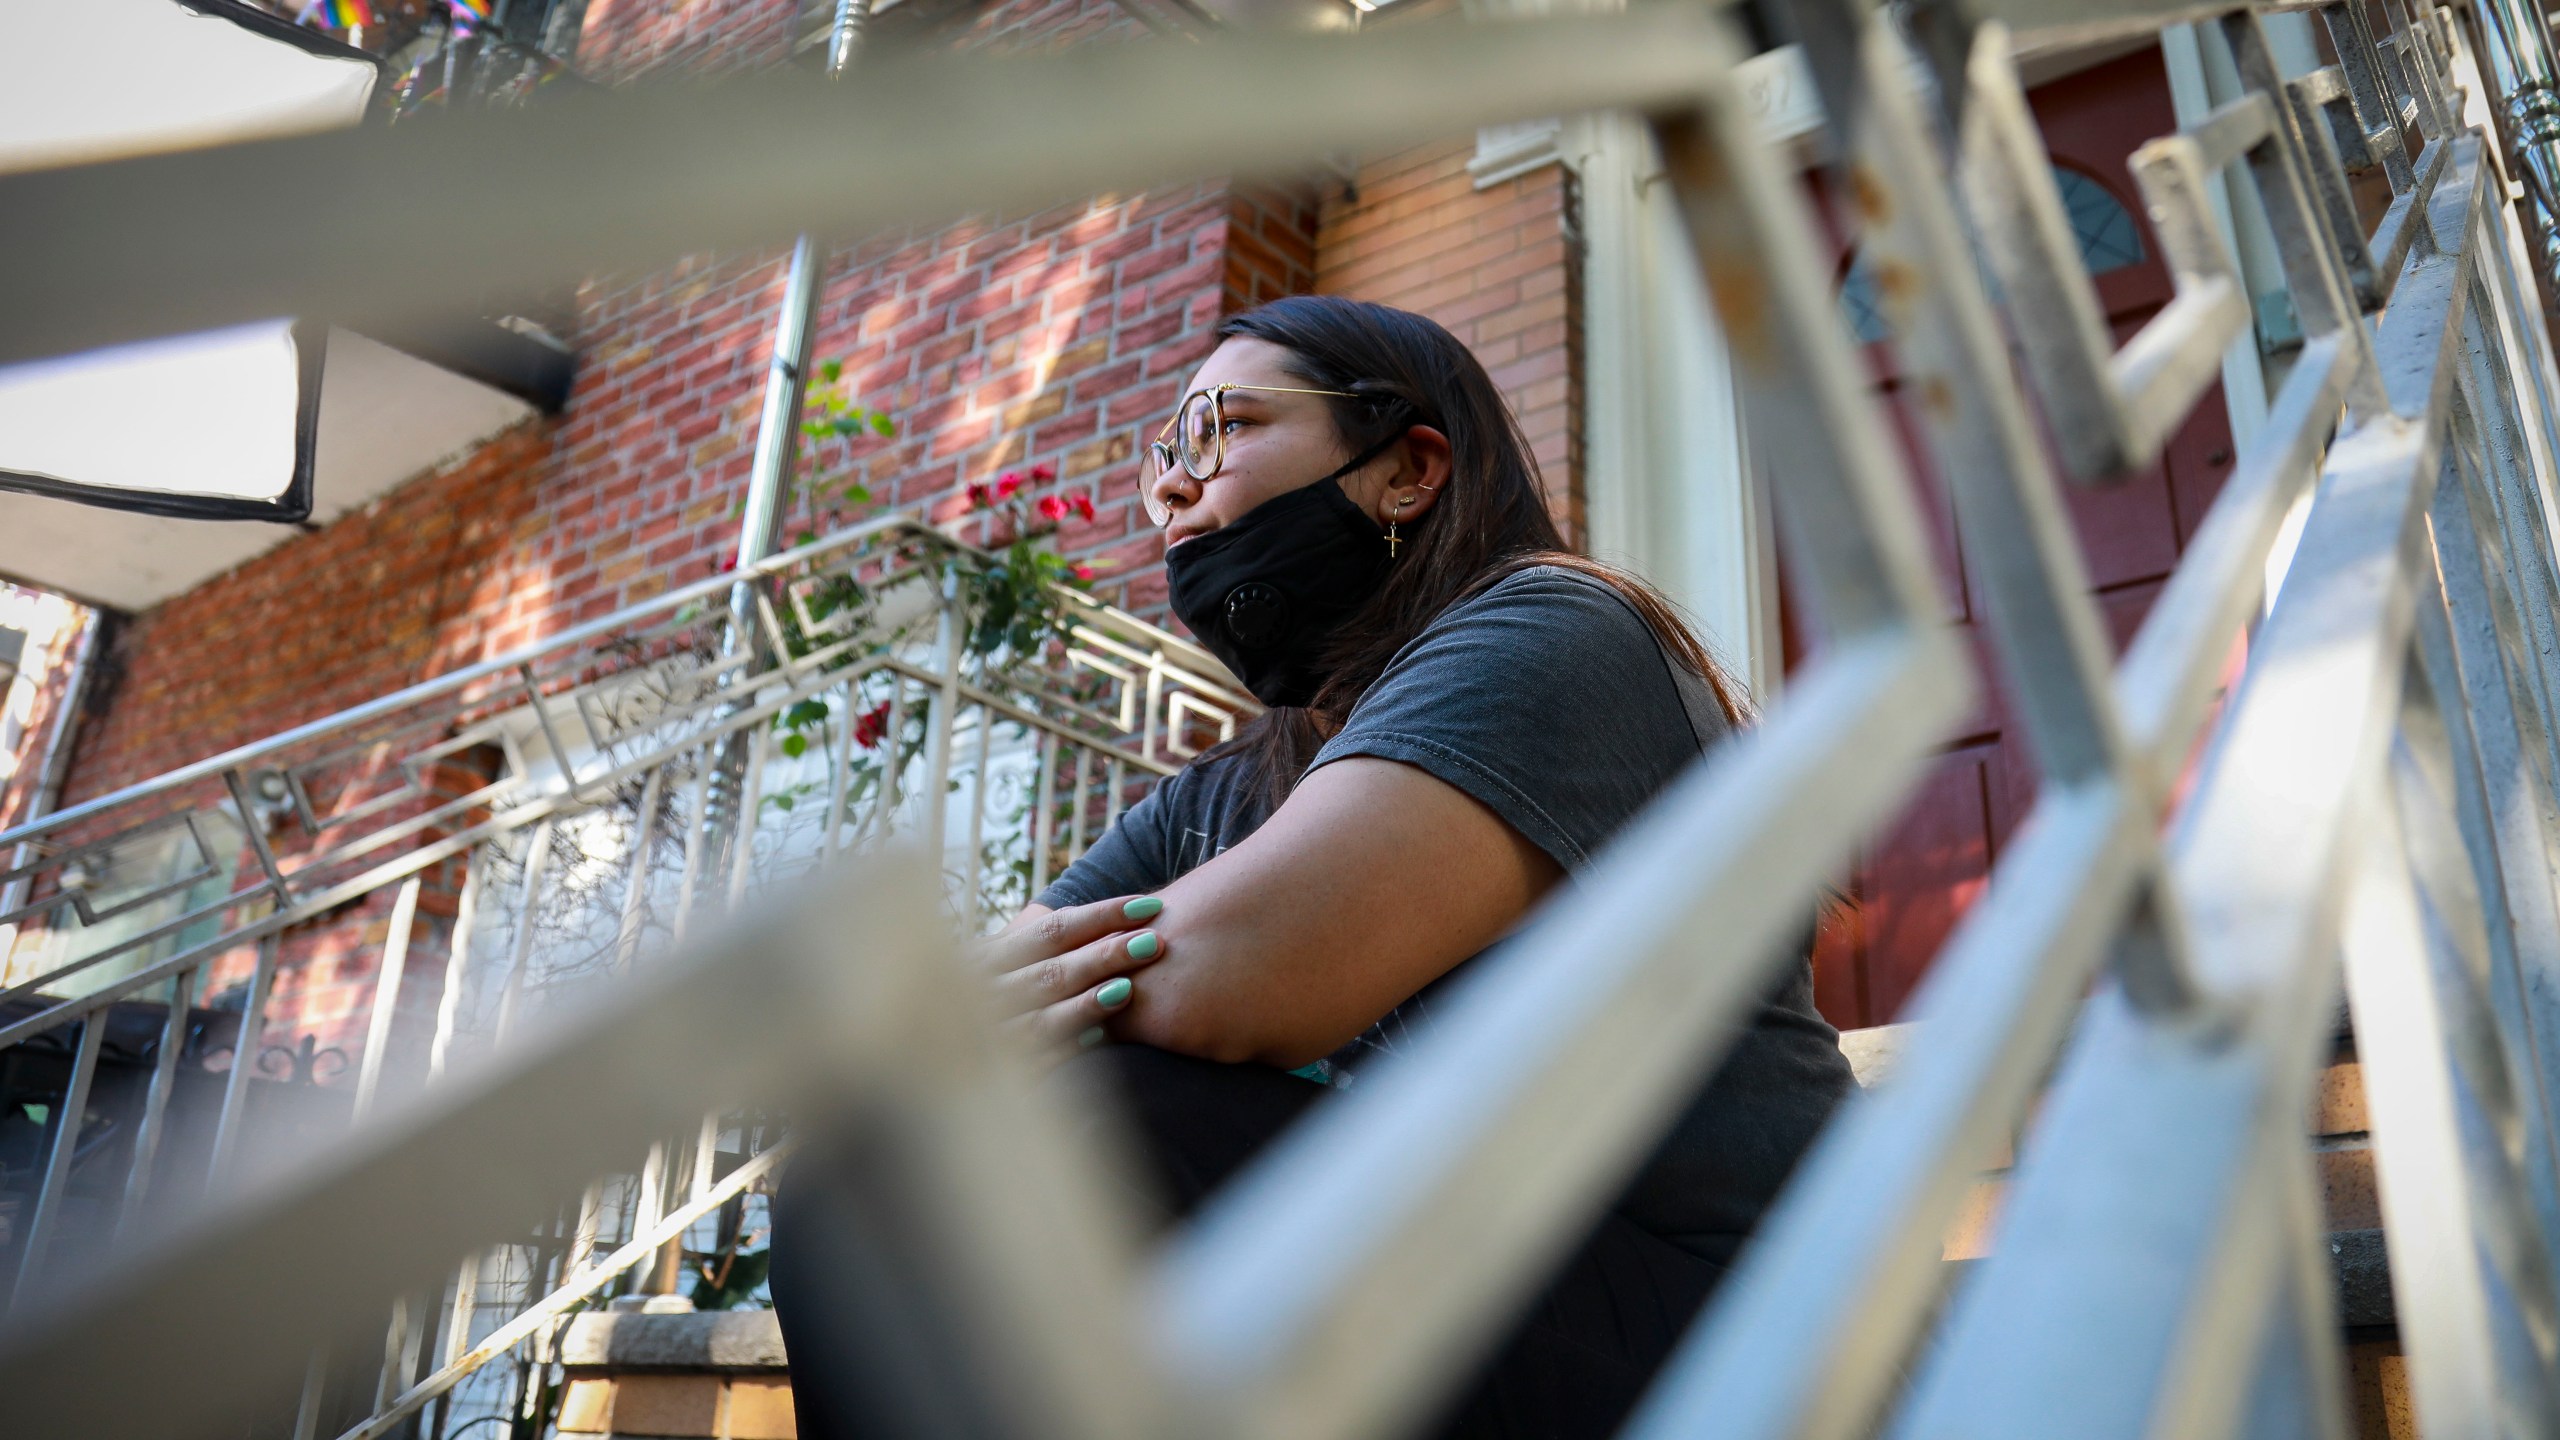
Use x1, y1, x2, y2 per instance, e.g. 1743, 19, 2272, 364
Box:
1071, 562, 1096, 582
1070, 492, 1096, 522
965, 481, 992, 508
854, 700, 894, 749
1036, 494, 1068, 521
997, 471, 1024, 499
1031, 463, 1056, 482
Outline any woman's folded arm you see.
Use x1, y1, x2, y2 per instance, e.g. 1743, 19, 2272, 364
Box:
1109, 754, 1561, 1067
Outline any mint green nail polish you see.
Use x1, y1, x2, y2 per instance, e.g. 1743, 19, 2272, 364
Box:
1125, 931, 1160, 960
1079, 1026, 1106, 1048
1096, 977, 1134, 1009
1122, 896, 1163, 920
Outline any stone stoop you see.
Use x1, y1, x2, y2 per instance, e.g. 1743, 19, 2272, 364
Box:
556, 1311, 794, 1440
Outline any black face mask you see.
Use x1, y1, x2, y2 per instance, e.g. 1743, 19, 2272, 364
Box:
1164, 436, 1404, 708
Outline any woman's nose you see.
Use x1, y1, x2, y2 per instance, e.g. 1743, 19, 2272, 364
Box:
1147, 460, 1198, 524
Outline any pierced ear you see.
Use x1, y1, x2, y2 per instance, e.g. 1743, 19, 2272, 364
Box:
1393, 425, 1454, 521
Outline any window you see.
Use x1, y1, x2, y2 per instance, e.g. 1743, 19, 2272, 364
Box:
2054, 165, 2147, 274
1837, 163, 2148, 342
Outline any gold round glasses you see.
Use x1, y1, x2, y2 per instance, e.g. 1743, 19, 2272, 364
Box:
1141, 382, 1361, 528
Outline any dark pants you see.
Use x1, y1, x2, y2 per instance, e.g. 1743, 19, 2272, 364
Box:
771, 1045, 1725, 1440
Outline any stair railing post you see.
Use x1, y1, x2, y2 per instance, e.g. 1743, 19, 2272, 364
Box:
2469, 0, 2560, 285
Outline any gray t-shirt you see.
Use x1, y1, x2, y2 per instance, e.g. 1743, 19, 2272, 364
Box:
1036, 565, 1852, 1262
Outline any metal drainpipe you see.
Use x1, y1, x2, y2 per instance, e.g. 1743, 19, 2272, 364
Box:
0, 609, 102, 931
2470, 0, 2560, 286
728, 0, 871, 607
648, 0, 875, 1309
701, 0, 872, 866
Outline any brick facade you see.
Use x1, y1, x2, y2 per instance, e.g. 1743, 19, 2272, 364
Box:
1315, 138, 1585, 544
62, 426, 554, 796
574, 0, 798, 82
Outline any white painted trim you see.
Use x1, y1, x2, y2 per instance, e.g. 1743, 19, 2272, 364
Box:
1458, 18, 1801, 700
2161, 26, 2291, 604
1569, 112, 1782, 701
2161, 24, 2274, 452
1469, 118, 1566, 190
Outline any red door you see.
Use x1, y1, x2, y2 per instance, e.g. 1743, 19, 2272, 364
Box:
1796, 46, 2241, 1030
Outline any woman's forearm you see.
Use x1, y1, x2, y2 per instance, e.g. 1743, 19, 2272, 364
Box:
1098, 756, 1560, 1066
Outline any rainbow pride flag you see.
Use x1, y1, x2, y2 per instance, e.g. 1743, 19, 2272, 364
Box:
296, 0, 377, 30
447, 0, 492, 21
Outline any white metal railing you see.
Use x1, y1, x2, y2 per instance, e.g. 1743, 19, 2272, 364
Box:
0, 514, 1249, 1437
6, 2, 2560, 1439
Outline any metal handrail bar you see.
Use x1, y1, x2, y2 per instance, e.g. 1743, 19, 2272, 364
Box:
0, 514, 967, 853
0, 11, 1774, 374
1055, 585, 1235, 682
1632, 9, 2465, 1426
1588, 12, 2380, 1431
0, 519, 1180, 1002
337, 1144, 795, 1440
0, 855, 978, 1439
1633, 329, 2361, 1440
1059, 622, 1257, 721
0, 678, 837, 1031
0, 638, 1182, 1052
1895, 127, 2516, 1436
1153, 630, 1967, 1440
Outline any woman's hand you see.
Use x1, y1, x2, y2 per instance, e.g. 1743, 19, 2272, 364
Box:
980, 894, 1167, 1051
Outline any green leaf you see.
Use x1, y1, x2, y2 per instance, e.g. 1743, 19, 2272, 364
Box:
842, 484, 872, 504
773, 793, 796, 811
780, 733, 808, 759
819, 359, 843, 384
870, 414, 895, 436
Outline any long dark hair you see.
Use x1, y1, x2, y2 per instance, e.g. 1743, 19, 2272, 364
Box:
1199, 295, 1752, 806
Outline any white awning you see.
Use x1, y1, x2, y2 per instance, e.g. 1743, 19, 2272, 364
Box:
0, 0, 378, 525
0, 0, 556, 607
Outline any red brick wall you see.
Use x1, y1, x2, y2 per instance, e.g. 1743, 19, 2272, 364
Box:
1227, 185, 1325, 314
512, 175, 1303, 645
575, 0, 798, 82
1314, 139, 1585, 544
62, 425, 555, 797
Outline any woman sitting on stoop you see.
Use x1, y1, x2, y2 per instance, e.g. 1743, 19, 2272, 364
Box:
773, 295, 1853, 1440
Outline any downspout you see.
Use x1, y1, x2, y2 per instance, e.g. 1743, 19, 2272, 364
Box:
726, 3, 869, 614
640, 0, 875, 1312
705, 0, 871, 834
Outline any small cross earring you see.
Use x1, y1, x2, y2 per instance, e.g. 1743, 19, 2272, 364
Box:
1386, 521, 1402, 558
